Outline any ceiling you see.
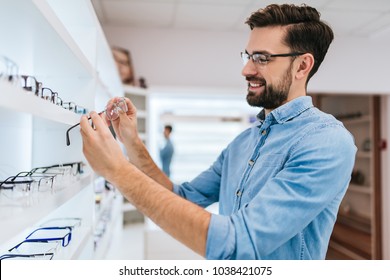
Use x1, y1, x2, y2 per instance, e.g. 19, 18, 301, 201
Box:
92, 0, 390, 38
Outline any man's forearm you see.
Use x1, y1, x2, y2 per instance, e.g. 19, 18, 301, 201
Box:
125, 137, 173, 190
110, 162, 211, 257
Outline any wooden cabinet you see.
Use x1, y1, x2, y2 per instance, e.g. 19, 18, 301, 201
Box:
312, 94, 382, 259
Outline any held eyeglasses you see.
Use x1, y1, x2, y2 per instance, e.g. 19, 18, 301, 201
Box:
240, 51, 304, 67
66, 98, 128, 146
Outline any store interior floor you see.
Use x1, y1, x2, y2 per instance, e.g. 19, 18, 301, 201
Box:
105, 222, 145, 259
105, 220, 204, 260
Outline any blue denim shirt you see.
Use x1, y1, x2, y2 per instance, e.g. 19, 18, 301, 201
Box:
173, 96, 357, 260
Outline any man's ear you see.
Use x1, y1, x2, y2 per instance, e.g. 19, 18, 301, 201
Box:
295, 53, 315, 80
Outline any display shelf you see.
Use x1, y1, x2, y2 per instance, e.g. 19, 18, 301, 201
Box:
93, 192, 123, 259
356, 151, 372, 159
54, 226, 93, 260
124, 85, 150, 148
339, 115, 371, 126
123, 85, 149, 96
313, 94, 381, 259
0, 0, 123, 259
0, 173, 93, 244
348, 184, 372, 194
0, 80, 80, 125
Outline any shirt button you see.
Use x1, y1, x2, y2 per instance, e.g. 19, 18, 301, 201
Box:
248, 160, 255, 166
262, 130, 267, 135
236, 190, 242, 196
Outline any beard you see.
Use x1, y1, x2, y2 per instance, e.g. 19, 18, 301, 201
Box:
246, 65, 293, 110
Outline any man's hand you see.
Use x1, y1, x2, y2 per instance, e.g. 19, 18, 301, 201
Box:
107, 97, 139, 146
80, 111, 128, 183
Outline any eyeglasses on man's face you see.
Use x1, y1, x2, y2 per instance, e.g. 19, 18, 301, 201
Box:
240, 51, 304, 67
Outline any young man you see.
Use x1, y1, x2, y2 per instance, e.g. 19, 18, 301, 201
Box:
80, 4, 356, 259
159, 125, 174, 178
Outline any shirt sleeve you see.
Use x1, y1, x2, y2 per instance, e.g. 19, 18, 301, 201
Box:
173, 149, 226, 208
206, 123, 357, 259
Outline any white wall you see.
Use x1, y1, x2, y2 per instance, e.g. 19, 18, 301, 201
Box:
103, 26, 390, 94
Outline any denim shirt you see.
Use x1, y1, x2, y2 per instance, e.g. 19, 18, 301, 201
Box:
173, 96, 357, 260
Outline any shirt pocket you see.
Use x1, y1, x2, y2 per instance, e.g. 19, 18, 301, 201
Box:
245, 153, 287, 200
257, 153, 286, 168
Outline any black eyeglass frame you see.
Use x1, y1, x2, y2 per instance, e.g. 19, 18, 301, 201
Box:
66, 97, 128, 146
0, 252, 54, 260
241, 51, 305, 65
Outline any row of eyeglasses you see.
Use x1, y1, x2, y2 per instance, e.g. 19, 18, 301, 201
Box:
0, 55, 88, 114
0, 217, 82, 260
0, 162, 84, 206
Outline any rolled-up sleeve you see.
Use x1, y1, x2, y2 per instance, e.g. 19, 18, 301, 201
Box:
173, 149, 226, 208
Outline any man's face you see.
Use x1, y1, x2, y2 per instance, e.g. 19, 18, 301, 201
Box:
242, 26, 295, 110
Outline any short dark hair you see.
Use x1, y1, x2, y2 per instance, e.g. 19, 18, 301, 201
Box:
164, 125, 173, 133
246, 4, 334, 82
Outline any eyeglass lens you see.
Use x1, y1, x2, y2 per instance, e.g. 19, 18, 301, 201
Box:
105, 98, 128, 121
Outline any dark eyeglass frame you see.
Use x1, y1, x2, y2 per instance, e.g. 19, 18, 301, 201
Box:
66, 97, 127, 146
0, 174, 55, 192
41, 87, 59, 104
240, 51, 305, 65
0, 176, 35, 191
65, 111, 104, 146
19, 75, 42, 96
0, 252, 54, 260
9, 226, 73, 252
62, 101, 77, 112
12, 172, 56, 191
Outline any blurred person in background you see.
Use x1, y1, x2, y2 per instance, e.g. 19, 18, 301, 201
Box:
159, 124, 174, 178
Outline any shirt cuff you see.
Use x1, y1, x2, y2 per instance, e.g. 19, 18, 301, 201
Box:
206, 214, 235, 259
172, 183, 181, 195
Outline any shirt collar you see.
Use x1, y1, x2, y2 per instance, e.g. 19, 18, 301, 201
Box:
256, 96, 314, 125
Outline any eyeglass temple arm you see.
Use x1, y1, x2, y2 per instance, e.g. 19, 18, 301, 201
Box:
66, 111, 104, 146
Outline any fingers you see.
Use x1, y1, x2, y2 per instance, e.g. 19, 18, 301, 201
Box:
80, 111, 109, 136
124, 97, 137, 116
80, 114, 94, 136
90, 111, 109, 132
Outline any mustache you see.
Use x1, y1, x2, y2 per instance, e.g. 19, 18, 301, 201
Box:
246, 77, 266, 83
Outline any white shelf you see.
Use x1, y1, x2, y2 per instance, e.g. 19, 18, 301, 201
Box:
0, 173, 94, 244
0, 81, 80, 125
53, 226, 92, 260
0, 0, 123, 260
123, 85, 149, 96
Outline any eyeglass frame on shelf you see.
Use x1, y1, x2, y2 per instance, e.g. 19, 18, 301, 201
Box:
0, 174, 55, 192
0, 252, 54, 260
0, 55, 19, 82
9, 226, 73, 252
